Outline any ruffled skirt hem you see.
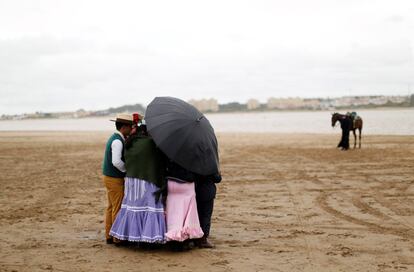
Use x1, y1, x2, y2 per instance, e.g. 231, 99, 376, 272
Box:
165, 227, 204, 242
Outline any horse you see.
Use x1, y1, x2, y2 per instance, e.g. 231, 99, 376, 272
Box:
331, 112, 363, 149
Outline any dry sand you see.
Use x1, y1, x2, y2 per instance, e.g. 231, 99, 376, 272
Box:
0, 132, 413, 272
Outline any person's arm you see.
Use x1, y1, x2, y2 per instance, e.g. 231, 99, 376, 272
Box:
111, 139, 126, 173
211, 173, 222, 183
195, 172, 222, 183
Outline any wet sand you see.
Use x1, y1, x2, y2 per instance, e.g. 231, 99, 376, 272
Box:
0, 132, 413, 272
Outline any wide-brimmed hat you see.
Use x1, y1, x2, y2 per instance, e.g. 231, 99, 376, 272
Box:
110, 113, 134, 125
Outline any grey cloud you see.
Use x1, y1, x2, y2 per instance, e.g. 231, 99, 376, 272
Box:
1, 0, 414, 114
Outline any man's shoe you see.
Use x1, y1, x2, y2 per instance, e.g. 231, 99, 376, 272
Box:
113, 238, 129, 247
106, 238, 114, 244
198, 237, 214, 249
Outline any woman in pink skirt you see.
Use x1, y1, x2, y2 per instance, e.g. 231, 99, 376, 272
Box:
165, 161, 204, 244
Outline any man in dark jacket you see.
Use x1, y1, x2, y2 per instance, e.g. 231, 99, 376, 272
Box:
337, 115, 351, 150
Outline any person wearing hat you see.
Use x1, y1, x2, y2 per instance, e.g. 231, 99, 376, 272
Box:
102, 113, 133, 244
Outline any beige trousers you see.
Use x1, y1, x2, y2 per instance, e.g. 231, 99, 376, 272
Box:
103, 175, 124, 240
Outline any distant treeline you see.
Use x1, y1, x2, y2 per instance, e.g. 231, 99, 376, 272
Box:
93, 103, 146, 116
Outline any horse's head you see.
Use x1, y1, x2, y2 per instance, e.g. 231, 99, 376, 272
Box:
331, 112, 339, 127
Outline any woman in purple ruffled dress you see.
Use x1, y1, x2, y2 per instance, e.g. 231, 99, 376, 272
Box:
110, 126, 168, 244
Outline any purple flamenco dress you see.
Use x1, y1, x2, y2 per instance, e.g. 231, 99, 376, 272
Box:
109, 177, 166, 243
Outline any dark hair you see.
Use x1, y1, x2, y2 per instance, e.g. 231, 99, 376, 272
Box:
125, 125, 147, 150
125, 134, 138, 150
116, 121, 131, 131
139, 124, 148, 135
115, 121, 124, 131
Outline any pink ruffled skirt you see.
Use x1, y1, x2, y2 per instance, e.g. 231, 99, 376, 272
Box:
165, 180, 204, 241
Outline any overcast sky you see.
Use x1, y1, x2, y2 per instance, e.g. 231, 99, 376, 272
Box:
1, 0, 413, 114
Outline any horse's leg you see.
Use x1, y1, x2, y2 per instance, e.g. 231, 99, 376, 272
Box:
359, 128, 362, 148
353, 129, 356, 149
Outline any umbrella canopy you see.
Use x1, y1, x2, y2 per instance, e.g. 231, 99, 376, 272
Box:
145, 96, 219, 175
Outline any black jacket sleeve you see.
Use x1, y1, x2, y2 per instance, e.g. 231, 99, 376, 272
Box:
196, 173, 222, 183
166, 161, 196, 182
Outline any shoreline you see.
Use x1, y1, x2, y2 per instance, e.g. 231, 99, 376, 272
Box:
1, 106, 413, 121
1, 131, 414, 137
1, 109, 413, 135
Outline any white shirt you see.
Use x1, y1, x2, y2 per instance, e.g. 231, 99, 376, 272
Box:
111, 131, 126, 173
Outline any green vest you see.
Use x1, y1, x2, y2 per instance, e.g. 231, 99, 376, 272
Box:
102, 133, 125, 178
125, 135, 167, 188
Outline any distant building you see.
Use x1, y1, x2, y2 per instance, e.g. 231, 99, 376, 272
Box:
267, 97, 305, 109
368, 96, 388, 105
333, 96, 354, 107
247, 99, 260, 110
188, 99, 219, 112
303, 99, 321, 110
73, 109, 90, 118
387, 96, 407, 104
320, 99, 335, 110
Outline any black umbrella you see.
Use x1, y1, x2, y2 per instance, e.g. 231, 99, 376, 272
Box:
145, 96, 219, 175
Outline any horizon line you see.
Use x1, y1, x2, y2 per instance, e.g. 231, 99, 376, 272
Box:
1, 93, 412, 116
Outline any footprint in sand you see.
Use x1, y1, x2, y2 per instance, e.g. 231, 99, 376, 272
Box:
212, 260, 230, 266
326, 244, 354, 257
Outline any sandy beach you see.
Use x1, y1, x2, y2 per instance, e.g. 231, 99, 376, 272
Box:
0, 132, 413, 272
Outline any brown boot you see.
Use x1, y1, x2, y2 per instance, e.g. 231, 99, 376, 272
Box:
198, 237, 214, 248
113, 237, 128, 247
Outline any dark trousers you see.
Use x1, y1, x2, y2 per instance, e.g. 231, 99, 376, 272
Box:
196, 197, 215, 237
338, 118, 351, 149
195, 180, 216, 238
338, 128, 350, 149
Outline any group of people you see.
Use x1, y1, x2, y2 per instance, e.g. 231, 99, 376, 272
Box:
102, 113, 221, 250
